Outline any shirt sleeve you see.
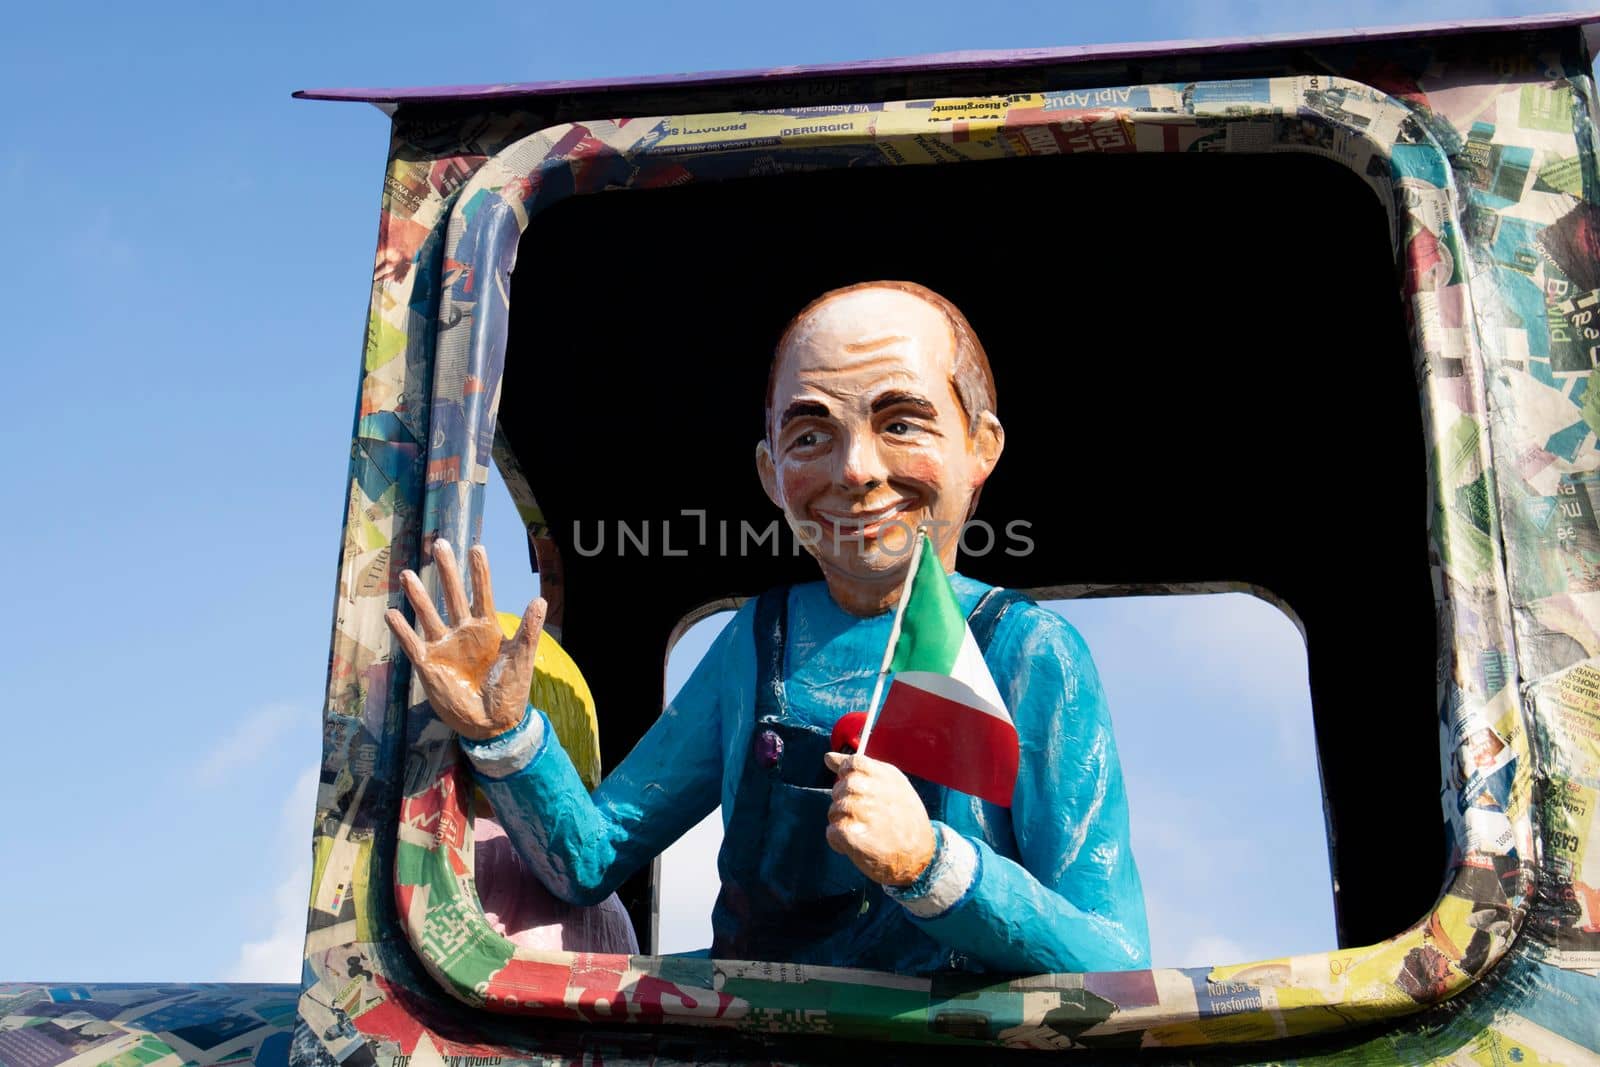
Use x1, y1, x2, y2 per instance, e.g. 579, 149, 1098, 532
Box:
890, 605, 1152, 973
458, 604, 750, 908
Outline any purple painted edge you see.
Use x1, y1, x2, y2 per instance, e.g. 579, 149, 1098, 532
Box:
294, 10, 1600, 104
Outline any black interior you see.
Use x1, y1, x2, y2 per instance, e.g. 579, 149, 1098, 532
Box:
495, 149, 1444, 955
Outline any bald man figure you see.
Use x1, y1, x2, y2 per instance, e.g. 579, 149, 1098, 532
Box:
388, 281, 1150, 975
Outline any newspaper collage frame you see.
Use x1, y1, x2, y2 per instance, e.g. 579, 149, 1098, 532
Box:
306, 46, 1600, 1067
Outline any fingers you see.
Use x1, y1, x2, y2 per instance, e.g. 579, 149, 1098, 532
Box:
386, 608, 428, 665
503, 597, 548, 677
828, 756, 885, 802
828, 771, 888, 819
826, 819, 872, 866
399, 540, 495, 638
828, 793, 866, 824
400, 570, 448, 641
514, 597, 547, 650
826, 752, 892, 776
433, 539, 472, 625
468, 544, 495, 619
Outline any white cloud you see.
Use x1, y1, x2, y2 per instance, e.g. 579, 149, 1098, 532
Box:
1129, 789, 1278, 964
657, 808, 724, 954
228, 764, 318, 982
1159, 593, 1314, 761
1140, 871, 1272, 968
1182, 934, 1252, 968
198, 702, 298, 786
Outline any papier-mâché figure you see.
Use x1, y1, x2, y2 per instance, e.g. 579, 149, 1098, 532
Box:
387, 280, 1151, 975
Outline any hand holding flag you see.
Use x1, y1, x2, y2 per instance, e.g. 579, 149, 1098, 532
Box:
823, 529, 1021, 889
822, 751, 938, 887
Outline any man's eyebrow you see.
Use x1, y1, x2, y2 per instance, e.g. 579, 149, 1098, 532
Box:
779, 400, 832, 430
870, 391, 938, 417
845, 334, 908, 353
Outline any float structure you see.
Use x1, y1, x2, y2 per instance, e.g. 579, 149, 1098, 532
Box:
5, 12, 1600, 1065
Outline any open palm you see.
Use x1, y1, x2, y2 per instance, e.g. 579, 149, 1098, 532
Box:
385, 539, 546, 741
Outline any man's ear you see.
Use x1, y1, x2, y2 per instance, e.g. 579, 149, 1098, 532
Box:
756, 439, 782, 510
971, 411, 1005, 486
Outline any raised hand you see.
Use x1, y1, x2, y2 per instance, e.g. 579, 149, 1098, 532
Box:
385, 539, 546, 741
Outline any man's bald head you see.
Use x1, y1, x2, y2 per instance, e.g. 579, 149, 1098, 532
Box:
765, 281, 997, 443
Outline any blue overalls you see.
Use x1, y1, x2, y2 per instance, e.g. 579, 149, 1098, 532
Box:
709, 582, 1032, 972
462, 573, 1151, 975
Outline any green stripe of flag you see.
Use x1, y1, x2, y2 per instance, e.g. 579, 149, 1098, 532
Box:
887, 533, 964, 674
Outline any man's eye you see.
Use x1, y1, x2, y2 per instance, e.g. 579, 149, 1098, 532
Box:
789, 429, 830, 451
885, 421, 914, 436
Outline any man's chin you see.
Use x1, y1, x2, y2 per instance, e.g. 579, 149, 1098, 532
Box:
809, 549, 916, 583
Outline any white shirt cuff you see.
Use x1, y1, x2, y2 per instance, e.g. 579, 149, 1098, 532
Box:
457, 707, 546, 779
887, 824, 978, 919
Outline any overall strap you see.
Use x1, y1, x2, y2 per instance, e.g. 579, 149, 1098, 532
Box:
752, 585, 791, 718
966, 586, 1035, 653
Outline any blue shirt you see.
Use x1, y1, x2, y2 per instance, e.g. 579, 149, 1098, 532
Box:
462, 574, 1150, 974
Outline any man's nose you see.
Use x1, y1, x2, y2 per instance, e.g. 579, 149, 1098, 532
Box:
836, 433, 889, 491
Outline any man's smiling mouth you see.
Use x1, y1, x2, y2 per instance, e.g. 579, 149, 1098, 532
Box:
810, 500, 917, 540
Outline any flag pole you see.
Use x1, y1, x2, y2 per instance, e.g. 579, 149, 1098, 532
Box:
856, 526, 928, 756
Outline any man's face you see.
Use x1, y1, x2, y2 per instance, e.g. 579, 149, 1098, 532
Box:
757, 287, 1001, 606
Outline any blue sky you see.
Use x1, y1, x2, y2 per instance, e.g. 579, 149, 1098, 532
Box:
0, 0, 1586, 983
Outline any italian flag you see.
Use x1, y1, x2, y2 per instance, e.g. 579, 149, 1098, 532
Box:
860, 530, 1020, 807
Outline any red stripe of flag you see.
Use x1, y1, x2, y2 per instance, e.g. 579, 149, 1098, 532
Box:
870, 680, 1019, 806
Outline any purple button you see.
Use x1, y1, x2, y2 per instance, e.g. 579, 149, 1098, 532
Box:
756, 729, 783, 769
